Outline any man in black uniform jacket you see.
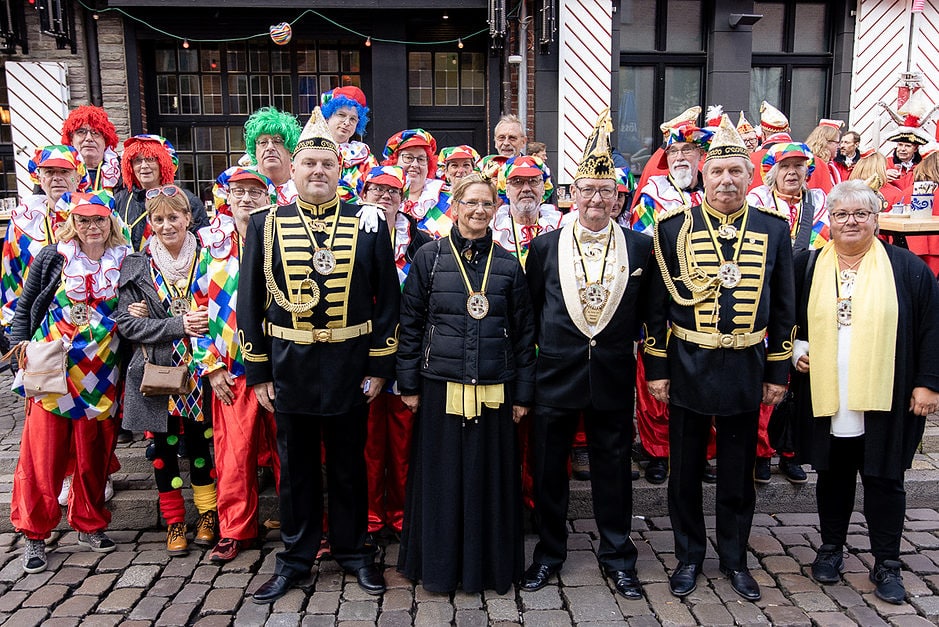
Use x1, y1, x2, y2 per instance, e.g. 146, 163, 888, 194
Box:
644, 115, 796, 602
521, 110, 653, 600
238, 108, 400, 603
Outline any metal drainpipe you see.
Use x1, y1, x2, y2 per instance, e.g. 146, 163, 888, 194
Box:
83, 8, 103, 106
518, 1, 528, 129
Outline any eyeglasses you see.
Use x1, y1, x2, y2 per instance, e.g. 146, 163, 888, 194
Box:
74, 216, 108, 229
665, 146, 700, 157
367, 185, 402, 198
507, 176, 544, 188
73, 128, 103, 140
399, 154, 428, 165
132, 156, 158, 166
574, 185, 617, 200
145, 185, 181, 200
830, 210, 875, 224
256, 137, 285, 148
229, 187, 266, 200
459, 200, 496, 210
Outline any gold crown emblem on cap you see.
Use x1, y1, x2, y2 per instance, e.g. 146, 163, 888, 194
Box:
293, 106, 339, 158
575, 108, 616, 181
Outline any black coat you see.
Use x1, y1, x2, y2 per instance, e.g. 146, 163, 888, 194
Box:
793, 243, 939, 479
397, 228, 536, 406
525, 224, 653, 411
10, 245, 64, 344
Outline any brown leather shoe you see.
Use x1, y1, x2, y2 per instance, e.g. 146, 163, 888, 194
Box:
167, 522, 188, 556
194, 510, 217, 547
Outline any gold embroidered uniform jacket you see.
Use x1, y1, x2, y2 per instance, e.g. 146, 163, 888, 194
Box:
644, 203, 796, 415
237, 197, 400, 416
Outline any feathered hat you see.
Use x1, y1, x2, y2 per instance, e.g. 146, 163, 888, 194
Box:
293, 107, 339, 158
659, 106, 701, 138
705, 115, 749, 163
575, 108, 616, 181
704, 105, 724, 129
882, 90, 937, 145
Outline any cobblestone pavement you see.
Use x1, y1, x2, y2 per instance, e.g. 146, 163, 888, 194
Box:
1, 508, 939, 626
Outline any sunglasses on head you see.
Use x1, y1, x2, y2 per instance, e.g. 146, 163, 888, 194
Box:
145, 186, 181, 200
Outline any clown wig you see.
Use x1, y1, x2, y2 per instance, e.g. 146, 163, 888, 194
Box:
243, 107, 301, 165
321, 95, 370, 137
60, 105, 119, 150
121, 139, 176, 190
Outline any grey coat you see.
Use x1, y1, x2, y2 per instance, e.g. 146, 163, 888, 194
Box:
115, 250, 192, 433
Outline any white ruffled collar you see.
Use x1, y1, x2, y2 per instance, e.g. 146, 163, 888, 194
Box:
11, 194, 65, 240
198, 213, 238, 260
393, 212, 412, 261
57, 239, 129, 301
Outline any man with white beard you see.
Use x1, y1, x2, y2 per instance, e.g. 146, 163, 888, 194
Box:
491, 156, 563, 269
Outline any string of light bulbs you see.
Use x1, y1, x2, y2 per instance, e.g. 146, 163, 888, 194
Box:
75, 0, 520, 47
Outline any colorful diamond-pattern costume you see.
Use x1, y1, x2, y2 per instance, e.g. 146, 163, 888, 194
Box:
339, 141, 379, 202
631, 176, 704, 237
13, 240, 129, 421
192, 214, 244, 378
746, 186, 830, 249
149, 259, 203, 420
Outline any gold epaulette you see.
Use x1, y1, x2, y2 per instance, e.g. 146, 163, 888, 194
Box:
658, 206, 689, 223
250, 203, 276, 216
756, 204, 788, 220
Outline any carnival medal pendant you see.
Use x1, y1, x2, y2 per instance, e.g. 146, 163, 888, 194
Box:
837, 297, 852, 327
718, 224, 738, 240
467, 292, 490, 320
171, 298, 191, 317
580, 282, 609, 325
718, 261, 742, 289
313, 248, 337, 276
71, 302, 90, 326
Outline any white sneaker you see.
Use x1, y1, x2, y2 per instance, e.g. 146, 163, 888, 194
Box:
58, 476, 71, 507
104, 478, 114, 503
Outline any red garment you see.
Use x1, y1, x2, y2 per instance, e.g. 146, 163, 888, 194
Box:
748, 149, 769, 192
756, 402, 775, 458
832, 160, 853, 183
214, 376, 280, 540
159, 489, 186, 525
518, 415, 535, 510
573, 415, 587, 447
633, 148, 669, 205
807, 158, 834, 194
365, 393, 414, 533
11, 402, 111, 539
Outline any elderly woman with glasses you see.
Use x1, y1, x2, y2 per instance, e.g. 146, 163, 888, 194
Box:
792, 180, 939, 605
112, 135, 209, 251
397, 173, 536, 594
382, 129, 451, 238
116, 184, 216, 558
9, 192, 130, 573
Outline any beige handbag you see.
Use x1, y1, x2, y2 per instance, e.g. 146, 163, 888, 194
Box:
139, 346, 189, 396
7, 337, 71, 397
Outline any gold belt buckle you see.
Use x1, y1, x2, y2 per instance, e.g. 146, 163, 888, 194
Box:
314, 328, 332, 342
719, 333, 736, 349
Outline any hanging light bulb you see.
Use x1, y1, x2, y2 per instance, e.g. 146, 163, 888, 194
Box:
458, 38, 464, 49
365, 36, 371, 47
182, 39, 190, 49
92, 13, 99, 20
443, 13, 449, 20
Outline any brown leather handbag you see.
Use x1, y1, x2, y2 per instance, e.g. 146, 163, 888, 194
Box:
139, 345, 189, 396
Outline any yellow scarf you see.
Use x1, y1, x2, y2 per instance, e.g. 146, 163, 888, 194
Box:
807, 240, 898, 416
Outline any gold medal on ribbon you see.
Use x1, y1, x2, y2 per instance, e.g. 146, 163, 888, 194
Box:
71, 302, 90, 326
580, 282, 608, 325
837, 297, 852, 327
171, 297, 191, 316
312, 248, 337, 275
467, 292, 490, 320
718, 261, 742, 289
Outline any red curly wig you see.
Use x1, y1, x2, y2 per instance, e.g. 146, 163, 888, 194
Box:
60, 106, 119, 150
121, 139, 176, 190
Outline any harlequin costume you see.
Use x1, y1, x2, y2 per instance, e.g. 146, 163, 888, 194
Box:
322, 86, 380, 201
360, 166, 431, 535
9, 192, 129, 544
194, 167, 280, 553
60, 105, 122, 192
2, 146, 86, 326
237, 108, 400, 583
243, 107, 301, 206
633, 107, 701, 202
383, 129, 451, 238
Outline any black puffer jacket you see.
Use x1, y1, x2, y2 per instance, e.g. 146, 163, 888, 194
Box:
397, 227, 536, 405
10, 245, 64, 345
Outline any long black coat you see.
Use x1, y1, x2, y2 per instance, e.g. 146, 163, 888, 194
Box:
793, 243, 939, 479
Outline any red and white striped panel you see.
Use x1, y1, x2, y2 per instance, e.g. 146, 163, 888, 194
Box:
557, 0, 613, 185
910, 0, 939, 140
4, 62, 70, 197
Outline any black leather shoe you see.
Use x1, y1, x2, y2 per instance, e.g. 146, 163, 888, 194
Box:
631, 469, 640, 481
721, 566, 761, 601
355, 563, 386, 595
779, 457, 808, 484
520, 562, 560, 592
252, 574, 295, 603
607, 569, 642, 599
645, 458, 668, 484
754, 457, 771, 484
668, 562, 701, 597
702, 462, 718, 484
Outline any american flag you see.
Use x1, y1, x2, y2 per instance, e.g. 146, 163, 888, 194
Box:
913, 0, 925, 13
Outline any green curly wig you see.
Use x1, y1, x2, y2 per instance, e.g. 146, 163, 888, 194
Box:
243, 107, 301, 164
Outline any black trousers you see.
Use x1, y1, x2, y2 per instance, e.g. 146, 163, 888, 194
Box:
153, 415, 214, 492
816, 435, 905, 565
274, 406, 373, 580
668, 405, 758, 570
531, 404, 637, 572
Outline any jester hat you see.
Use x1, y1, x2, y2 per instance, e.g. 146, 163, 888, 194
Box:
363, 165, 406, 190
382, 129, 437, 164
28, 145, 86, 186
497, 155, 553, 203
762, 142, 816, 179
61, 190, 115, 217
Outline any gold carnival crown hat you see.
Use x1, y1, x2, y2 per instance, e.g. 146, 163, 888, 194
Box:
659, 106, 702, 138
575, 108, 616, 180
705, 114, 749, 162
760, 100, 790, 136
736, 111, 755, 135
293, 106, 339, 158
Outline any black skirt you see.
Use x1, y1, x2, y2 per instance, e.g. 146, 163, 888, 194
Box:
397, 377, 523, 594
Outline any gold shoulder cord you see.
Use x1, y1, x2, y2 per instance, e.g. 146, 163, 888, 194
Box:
653, 210, 721, 306
263, 205, 320, 313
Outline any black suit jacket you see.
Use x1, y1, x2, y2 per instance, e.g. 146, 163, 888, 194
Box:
525, 224, 653, 411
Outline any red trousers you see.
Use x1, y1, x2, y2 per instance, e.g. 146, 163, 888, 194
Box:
11, 402, 112, 539
213, 377, 280, 540
365, 393, 413, 533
